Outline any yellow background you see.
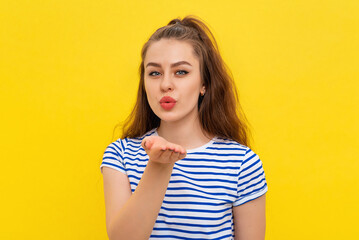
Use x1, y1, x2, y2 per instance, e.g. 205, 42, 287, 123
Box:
1, 0, 358, 239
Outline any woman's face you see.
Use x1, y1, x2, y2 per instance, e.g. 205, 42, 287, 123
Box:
144, 38, 204, 124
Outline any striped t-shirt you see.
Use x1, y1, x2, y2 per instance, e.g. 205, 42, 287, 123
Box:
100, 128, 268, 239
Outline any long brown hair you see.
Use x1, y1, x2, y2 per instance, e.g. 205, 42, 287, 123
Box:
114, 15, 252, 147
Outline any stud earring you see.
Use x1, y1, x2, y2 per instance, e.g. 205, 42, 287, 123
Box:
200, 87, 206, 96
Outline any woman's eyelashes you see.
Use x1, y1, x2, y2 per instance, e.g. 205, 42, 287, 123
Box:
148, 70, 189, 76
149, 71, 160, 76
176, 70, 188, 75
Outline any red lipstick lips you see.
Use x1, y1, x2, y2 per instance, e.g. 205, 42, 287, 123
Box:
160, 96, 176, 110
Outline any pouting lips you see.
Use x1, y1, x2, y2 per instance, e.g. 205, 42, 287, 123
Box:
160, 96, 176, 103
160, 96, 176, 110
160, 102, 176, 110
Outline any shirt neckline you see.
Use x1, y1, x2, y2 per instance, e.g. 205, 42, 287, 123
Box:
152, 128, 217, 153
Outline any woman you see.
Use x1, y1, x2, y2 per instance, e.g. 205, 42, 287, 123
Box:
100, 15, 268, 240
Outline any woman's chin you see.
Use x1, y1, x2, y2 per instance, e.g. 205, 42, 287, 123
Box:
159, 116, 180, 123
156, 113, 182, 123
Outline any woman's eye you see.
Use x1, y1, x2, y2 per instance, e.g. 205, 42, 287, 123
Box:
149, 71, 160, 76
148, 70, 188, 76
176, 70, 188, 75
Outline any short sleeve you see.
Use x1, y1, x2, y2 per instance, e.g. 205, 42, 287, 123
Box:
233, 147, 268, 206
100, 139, 126, 175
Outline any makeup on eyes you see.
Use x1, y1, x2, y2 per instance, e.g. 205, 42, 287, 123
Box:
148, 70, 189, 76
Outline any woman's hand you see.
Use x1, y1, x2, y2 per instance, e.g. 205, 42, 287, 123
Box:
141, 136, 187, 164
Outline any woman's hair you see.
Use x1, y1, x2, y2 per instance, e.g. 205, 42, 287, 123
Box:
114, 15, 252, 147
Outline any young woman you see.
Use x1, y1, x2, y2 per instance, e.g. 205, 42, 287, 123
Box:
100, 15, 268, 240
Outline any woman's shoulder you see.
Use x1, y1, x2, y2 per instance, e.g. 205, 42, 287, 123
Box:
214, 137, 260, 160
108, 128, 157, 152
213, 135, 249, 151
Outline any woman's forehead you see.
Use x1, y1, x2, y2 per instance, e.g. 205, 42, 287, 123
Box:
144, 39, 198, 65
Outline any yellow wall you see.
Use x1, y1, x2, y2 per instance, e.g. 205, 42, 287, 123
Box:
1, 0, 358, 239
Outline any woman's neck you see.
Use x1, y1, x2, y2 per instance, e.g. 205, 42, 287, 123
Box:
156, 118, 214, 150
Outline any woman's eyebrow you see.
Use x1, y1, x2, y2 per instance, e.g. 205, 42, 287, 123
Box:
145, 61, 192, 68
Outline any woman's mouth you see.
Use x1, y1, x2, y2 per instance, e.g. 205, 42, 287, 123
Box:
160, 96, 177, 110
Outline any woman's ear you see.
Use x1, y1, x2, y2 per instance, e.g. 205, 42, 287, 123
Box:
200, 85, 206, 96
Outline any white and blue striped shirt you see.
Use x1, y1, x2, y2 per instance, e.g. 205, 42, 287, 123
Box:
100, 128, 268, 239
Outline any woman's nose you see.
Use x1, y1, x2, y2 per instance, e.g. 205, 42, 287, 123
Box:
160, 73, 174, 92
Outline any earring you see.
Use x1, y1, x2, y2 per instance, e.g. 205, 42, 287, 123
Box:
200, 86, 206, 96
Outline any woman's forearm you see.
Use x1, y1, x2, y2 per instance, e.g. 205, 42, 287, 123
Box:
108, 160, 174, 240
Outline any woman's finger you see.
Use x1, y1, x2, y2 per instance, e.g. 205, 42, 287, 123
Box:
159, 148, 173, 162
142, 137, 154, 150
170, 151, 180, 161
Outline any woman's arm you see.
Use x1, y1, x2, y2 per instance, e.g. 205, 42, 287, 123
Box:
233, 194, 266, 240
104, 161, 175, 240
103, 136, 186, 240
